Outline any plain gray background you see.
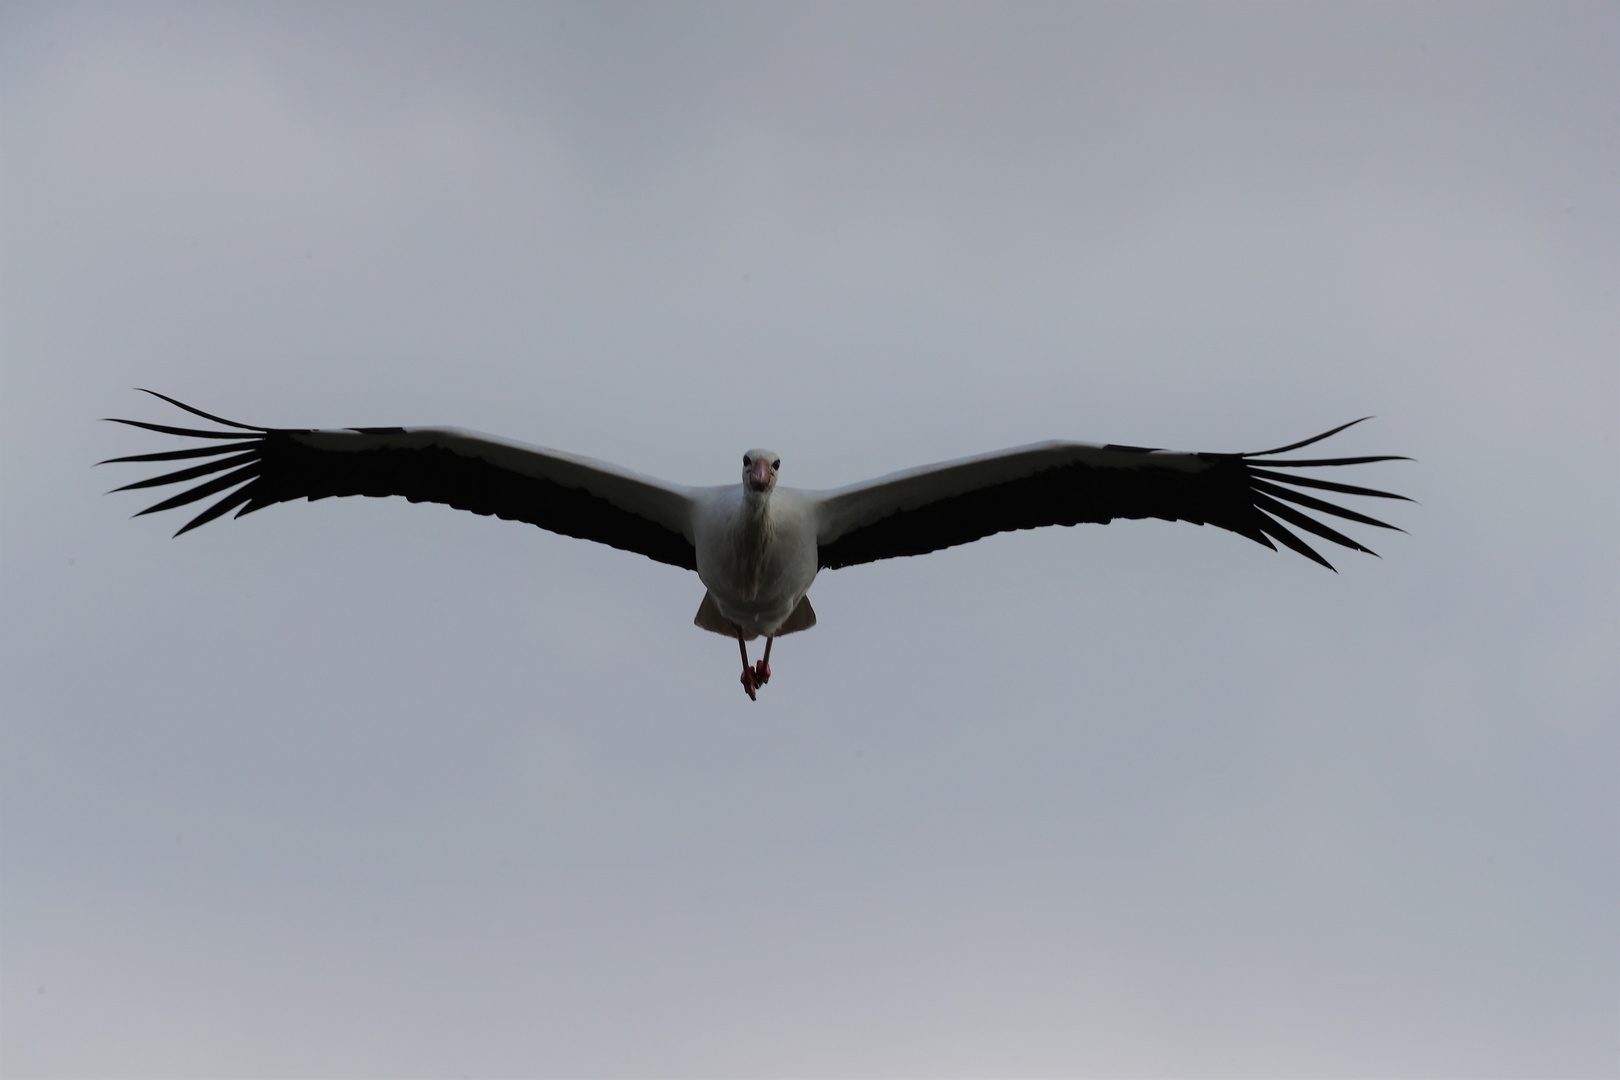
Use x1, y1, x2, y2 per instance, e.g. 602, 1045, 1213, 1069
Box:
2, 2, 1616, 1076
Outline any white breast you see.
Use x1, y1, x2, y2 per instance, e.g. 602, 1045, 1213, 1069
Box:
691, 486, 820, 638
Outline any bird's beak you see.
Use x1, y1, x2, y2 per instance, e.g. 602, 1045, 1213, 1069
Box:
748, 460, 772, 493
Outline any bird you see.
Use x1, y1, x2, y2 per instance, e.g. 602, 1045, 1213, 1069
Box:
104, 390, 1410, 699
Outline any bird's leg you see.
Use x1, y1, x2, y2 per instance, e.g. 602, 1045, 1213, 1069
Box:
736, 626, 757, 701
753, 635, 773, 686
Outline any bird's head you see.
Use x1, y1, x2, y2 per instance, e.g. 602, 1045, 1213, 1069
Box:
741, 450, 780, 497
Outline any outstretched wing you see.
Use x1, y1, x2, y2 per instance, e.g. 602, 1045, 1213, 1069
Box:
103, 391, 698, 570
814, 419, 1409, 571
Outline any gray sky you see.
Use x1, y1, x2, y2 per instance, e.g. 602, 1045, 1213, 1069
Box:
2, 2, 1615, 1076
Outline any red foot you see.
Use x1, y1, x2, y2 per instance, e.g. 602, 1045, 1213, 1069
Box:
753, 660, 771, 686
740, 667, 758, 700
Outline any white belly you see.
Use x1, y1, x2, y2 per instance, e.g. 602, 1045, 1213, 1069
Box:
693, 487, 820, 639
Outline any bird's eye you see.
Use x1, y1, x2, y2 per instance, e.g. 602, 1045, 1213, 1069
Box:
771, 459, 780, 470
743, 455, 752, 467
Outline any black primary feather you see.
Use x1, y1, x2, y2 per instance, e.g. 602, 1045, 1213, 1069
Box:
103, 395, 696, 569
817, 422, 1410, 572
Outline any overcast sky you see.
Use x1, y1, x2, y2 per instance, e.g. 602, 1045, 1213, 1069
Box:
2, 3, 1615, 1076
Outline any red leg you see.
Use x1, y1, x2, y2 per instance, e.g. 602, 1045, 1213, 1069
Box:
753, 635, 773, 686
736, 626, 757, 700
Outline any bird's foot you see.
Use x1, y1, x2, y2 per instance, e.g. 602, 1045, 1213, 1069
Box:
752, 659, 771, 686
740, 667, 758, 701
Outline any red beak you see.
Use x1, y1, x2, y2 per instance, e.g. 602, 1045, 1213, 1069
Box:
748, 460, 772, 492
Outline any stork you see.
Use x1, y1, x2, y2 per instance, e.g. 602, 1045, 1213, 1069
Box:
105, 391, 1409, 699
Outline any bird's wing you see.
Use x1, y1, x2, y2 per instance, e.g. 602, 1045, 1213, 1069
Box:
813, 419, 1409, 571
102, 391, 698, 569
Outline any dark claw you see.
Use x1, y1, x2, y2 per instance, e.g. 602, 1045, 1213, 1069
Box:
740, 668, 757, 700
753, 660, 771, 685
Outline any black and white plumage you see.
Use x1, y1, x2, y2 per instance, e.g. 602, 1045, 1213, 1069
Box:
105, 391, 1409, 698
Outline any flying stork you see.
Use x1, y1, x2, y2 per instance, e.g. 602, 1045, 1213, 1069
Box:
105, 391, 1409, 699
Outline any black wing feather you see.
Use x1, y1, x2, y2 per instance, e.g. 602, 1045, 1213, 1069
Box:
1245, 467, 1412, 501
1242, 416, 1373, 456
106, 418, 266, 439
1248, 491, 1376, 559
176, 487, 258, 536
133, 463, 265, 517
132, 388, 269, 430
1247, 478, 1403, 532
106, 396, 696, 569
109, 451, 262, 492
819, 423, 1409, 571
1238, 454, 1408, 468
100, 441, 263, 465
1253, 512, 1337, 569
